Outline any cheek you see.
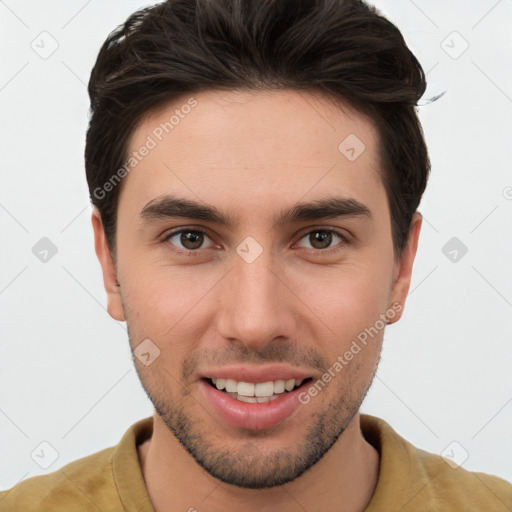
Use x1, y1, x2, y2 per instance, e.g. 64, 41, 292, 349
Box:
124, 268, 216, 356
122, 249, 211, 309
294, 258, 391, 325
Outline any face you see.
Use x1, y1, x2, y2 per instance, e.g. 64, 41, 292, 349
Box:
93, 89, 421, 488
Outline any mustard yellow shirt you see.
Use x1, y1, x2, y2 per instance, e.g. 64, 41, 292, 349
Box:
1, 414, 511, 511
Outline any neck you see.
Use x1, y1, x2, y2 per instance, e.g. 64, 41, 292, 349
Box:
137, 411, 380, 512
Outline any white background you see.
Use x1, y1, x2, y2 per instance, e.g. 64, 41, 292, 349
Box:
0, 0, 511, 491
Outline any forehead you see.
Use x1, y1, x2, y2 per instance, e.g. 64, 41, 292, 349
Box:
120, 89, 383, 219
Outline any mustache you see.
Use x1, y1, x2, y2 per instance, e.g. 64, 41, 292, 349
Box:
182, 341, 328, 382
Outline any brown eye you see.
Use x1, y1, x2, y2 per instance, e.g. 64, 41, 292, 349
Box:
296, 230, 346, 251
165, 230, 212, 251
310, 230, 332, 249
180, 231, 204, 250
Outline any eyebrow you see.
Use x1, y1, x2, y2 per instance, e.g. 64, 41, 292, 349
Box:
139, 194, 373, 228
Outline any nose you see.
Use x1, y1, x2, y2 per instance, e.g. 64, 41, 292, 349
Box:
216, 246, 297, 351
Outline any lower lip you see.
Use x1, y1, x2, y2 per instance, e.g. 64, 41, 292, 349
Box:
200, 379, 306, 430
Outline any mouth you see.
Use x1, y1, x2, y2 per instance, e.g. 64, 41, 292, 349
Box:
204, 377, 313, 403
200, 375, 315, 430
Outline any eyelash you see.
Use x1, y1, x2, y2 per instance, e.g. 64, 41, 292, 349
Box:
161, 227, 350, 257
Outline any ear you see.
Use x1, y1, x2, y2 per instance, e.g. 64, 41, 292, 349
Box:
387, 211, 422, 325
91, 208, 126, 322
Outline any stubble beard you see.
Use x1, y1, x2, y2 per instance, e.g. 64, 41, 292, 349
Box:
135, 358, 379, 489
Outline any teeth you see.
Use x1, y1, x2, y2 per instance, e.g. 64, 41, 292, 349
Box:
255, 381, 274, 397
256, 395, 280, 403
285, 379, 295, 391
213, 378, 306, 396
225, 379, 238, 392
237, 395, 258, 403
273, 380, 285, 393
237, 381, 255, 396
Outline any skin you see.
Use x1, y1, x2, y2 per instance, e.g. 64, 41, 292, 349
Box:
92, 89, 422, 512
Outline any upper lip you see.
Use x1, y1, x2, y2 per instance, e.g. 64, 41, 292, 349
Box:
200, 364, 315, 384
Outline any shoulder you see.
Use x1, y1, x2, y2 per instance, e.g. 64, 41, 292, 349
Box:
0, 417, 153, 512
414, 445, 512, 510
0, 446, 119, 511
360, 413, 512, 511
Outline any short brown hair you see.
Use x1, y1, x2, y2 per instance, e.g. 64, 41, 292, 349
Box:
85, 0, 430, 260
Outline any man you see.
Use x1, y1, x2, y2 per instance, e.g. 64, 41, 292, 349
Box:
2, 0, 511, 510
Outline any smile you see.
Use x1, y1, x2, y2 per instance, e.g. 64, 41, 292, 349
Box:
208, 377, 310, 403
201, 375, 314, 430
